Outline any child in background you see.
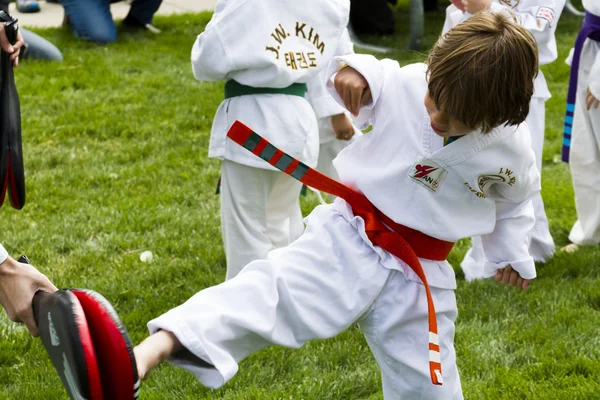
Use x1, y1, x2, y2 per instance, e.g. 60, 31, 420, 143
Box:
192, 0, 351, 279
562, 0, 600, 252
134, 14, 539, 399
306, 29, 361, 181
443, 0, 565, 280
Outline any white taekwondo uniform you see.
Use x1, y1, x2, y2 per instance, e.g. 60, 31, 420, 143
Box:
443, 0, 565, 278
566, 0, 600, 245
193, 0, 350, 279
148, 58, 539, 399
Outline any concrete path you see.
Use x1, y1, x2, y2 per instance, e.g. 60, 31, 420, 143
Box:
9, 0, 216, 28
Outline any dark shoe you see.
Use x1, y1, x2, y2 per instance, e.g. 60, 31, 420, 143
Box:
16, 0, 41, 13
122, 14, 161, 33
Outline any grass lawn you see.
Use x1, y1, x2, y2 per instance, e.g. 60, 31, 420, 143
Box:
1, 1, 598, 399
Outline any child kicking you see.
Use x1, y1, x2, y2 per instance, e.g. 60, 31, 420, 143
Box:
134, 13, 540, 399
562, 0, 600, 252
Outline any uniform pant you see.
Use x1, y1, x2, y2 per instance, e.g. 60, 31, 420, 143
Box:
149, 204, 462, 399
569, 61, 600, 245
220, 160, 304, 280
461, 98, 555, 280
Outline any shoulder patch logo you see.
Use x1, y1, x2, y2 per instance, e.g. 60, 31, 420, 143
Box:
536, 7, 555, 27
409, 157, 448, 192
464, 167, 517, 198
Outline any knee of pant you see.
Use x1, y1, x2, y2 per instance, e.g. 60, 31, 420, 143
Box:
73, 24, 117, 44
25, 45, 63, 62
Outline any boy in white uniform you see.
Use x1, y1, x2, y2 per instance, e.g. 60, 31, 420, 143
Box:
444, 0, 565, 279
562, 0, 600, 251
195, 0, 351, 279
134, 14, 540, 399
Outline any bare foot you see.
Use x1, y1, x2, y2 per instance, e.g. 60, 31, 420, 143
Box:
560, 243, 580, 253
134, 330, 182, 380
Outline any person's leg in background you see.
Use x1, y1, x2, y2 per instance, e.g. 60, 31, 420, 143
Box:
123, 0, 163, 30
526, 98, 555, 261
16, 0, 40, 13
60, 0, 117, 44
265, 170, 304, 249
220, 160, 295, 281
568, 76, 600, 246
20, 28, 63, 62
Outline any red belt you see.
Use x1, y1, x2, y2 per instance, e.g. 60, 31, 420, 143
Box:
227, 120, 455, 385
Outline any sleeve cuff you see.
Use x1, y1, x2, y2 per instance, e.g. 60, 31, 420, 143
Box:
148, 311, 232, 389
0, 243, 8, 265
325, 54, 384, 129
482, 257, 536, 280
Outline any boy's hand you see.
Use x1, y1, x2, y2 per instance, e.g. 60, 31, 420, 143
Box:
334, 66, 371, 117
134, 330, 182, 380
494, 265, 530, 290
586, 87, 600, 110
331, 113, 355, 141
461, 0, 492, 14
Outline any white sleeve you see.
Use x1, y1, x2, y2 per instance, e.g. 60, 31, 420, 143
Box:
191, 26, 234, 82
480, 151, 541, 280
306, 29, 354, 120
325, 54, 388, 129
489, 1, 560, 48
588, 51, 600, 100
481, 199, 537, 279
0, 243, 7, 264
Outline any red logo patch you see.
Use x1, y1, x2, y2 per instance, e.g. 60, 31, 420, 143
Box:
414, 164, 438, 178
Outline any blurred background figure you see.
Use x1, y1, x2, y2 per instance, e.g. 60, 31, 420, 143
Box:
58, 0, 163, 44
16, 0, 40, 13
3, 0, 62, 61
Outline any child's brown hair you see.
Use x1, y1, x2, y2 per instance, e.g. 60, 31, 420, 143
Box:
426, 12, 537, 133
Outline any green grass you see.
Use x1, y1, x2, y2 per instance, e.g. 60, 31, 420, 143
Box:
0, 2, 597, 399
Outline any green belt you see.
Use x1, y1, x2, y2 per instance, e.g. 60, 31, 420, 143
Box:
224, 80, 307, 99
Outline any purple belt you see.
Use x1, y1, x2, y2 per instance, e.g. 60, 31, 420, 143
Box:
563, 11, 600, 162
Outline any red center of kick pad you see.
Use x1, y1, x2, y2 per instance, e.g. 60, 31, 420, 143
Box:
72, 294, 104, 400
72, 290, 139, 400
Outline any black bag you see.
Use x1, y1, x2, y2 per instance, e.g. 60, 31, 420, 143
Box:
0, 11, 25, 209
